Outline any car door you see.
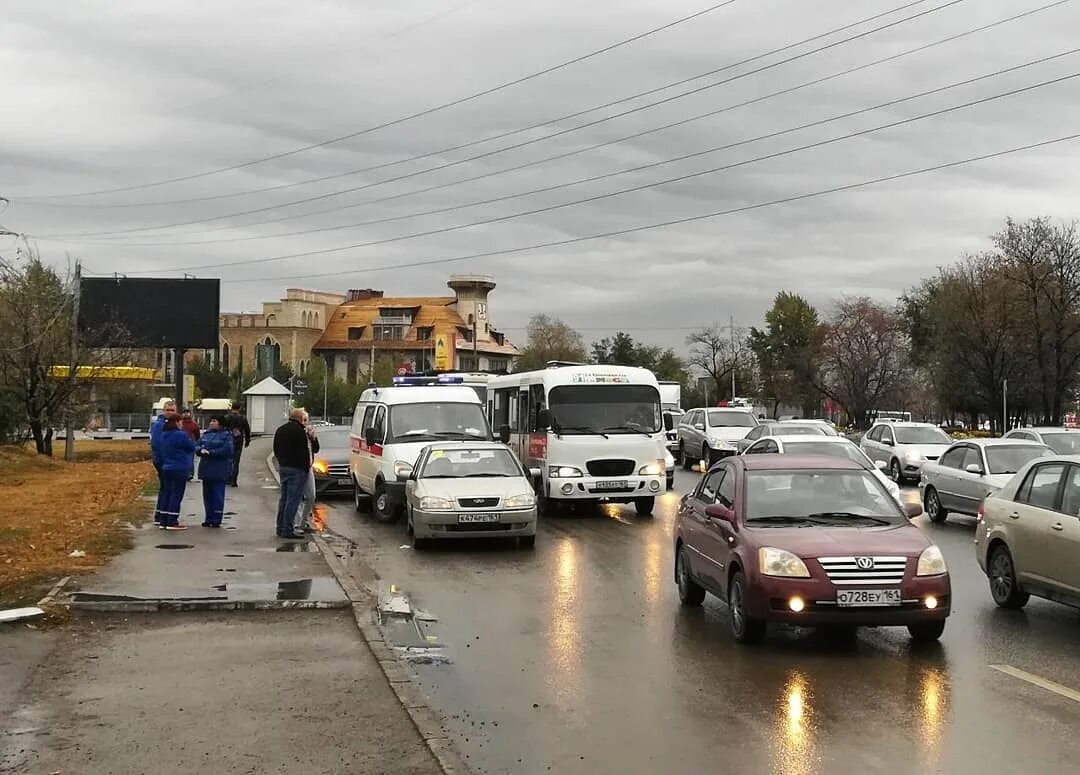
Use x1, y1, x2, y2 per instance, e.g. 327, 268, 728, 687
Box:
1046, 464, 1080, 598
699, 465, 738, 593
737, 425, 764, 454
356, 404, 377, 493
955, 445, 989, 514
1009, 462, 1068, 587
680, 410, 700, 453
745, 439, 778, 455
931, 445, 966, 510
864, 425, 886, 464
683, 467, 726, 586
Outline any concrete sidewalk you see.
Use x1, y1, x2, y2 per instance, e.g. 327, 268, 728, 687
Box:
1, 610, 443, 775
62, 438, 348, 609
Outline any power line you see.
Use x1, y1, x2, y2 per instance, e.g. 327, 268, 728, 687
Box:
34, 0, 969, 239
14, 0, 743, 200
118, 68, 1080, 273
81, 45, 1079, 251
14, 0, 939, 210
189, 130, 1079, 285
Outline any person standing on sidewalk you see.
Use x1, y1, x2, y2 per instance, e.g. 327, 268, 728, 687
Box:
196, 416, 234, 528
273, 409, 312, 539
159, 416, 196, 530
294, 410, 320, 534
180, 408, 202, 481
225, 403, 251, 487
150, 400, 177, 527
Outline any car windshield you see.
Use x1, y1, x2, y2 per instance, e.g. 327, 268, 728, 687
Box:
316, 430, 352, 449
769, 424, 826, 436
707, 411, 757, 428
388, 403, 489, 443
420, 448, 522, 478
783, 441, 869, 466
745, 469, 904, 525
985, 445, 1051, 474
549, 385, 661, 434
1038, 433, 1080, 454
894, 427, 951, 444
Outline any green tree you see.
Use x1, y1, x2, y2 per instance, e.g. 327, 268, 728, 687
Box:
749, 292, 823, 418
188, 359, 232, 398
591, 331, 686, 380
516, 314, 587, 370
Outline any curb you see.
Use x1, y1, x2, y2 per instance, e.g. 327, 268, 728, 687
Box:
313, 530, 471, 775
64, 599, 350, 612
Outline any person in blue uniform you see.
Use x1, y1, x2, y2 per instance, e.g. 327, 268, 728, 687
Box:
159, 416, 196, 530
196, 416, 234, 528
150, 400, 177, 526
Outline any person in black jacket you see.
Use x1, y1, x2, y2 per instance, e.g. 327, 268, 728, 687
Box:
273, 409, 317, 539
225, 403, 251, 487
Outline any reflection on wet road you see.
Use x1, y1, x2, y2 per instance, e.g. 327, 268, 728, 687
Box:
324, 474, 1080, 774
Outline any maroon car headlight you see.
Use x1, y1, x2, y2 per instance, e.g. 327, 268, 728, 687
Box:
916, 545, 948, 576
758, 547, 811, 578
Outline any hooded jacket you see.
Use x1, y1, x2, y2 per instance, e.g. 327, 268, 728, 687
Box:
160, 427, 197, 475
150, 414, 168, 468
197, 428, 235, 481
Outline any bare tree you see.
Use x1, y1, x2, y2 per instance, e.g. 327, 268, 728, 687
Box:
516, 314, 587, 370
685, 325, 750, 403
0, 245, 130, 454
816, 297, 908, 428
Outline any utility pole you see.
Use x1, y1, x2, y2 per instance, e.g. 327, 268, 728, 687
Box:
1002, 378, 1008, 434
729, 314, 736, 402
472, 315, 478, 370
369, 339, 375, 383
65, 261, 81, 461
322, 359, 329, 419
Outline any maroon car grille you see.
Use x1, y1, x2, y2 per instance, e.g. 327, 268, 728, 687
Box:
816, 556, 907, 585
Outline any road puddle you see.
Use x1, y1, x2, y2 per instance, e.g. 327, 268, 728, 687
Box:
376, 584, 451, 664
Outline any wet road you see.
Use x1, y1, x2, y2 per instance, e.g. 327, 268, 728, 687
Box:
323, 472, 1080, 774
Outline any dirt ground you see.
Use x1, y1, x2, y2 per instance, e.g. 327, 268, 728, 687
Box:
0, 441, 154, 606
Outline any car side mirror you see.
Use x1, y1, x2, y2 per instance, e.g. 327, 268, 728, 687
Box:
694, 423, 705, 431
528, 467, 542, 481
874, 459, 887, 470
536, 409, 552, 429
363, 427, 377, 446
965, 463, 984, 475
704, 503, 736, 525
498, 424, 511, 443
882, 439, 894, 447
663, 414, 674, 431
396, 471, 411, 483
902, 502, 923, 519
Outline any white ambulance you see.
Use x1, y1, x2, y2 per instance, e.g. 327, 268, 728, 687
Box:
349, 375, 492, 522
487, 364, 667, 516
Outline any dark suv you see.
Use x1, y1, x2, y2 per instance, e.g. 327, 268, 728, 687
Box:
673, 455, 950, 644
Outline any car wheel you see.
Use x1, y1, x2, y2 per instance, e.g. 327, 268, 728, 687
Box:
679, 443, 692, 470
907, 620, 946, 642
406, 508, 414, 536
676, 545, 706, 606
924, 487, 948, 524
519, 535, 536, 549
889, 458, 904, 484
634, 497, 655, 516
353, 479, 368, 513
988, 544, 1029, 609
411, 532, 430, 550
666, 472, 674, 491
372, 481, 400, 523
728, 571, 766, 644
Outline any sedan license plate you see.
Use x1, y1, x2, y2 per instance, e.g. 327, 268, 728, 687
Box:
458, 513, 501, 524
836, 589, 902, 607
594, 480, 627, 490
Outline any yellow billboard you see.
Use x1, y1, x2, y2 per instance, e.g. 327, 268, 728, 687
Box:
434, 333, 453, 371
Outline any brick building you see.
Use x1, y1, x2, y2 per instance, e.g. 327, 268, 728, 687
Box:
313, 274, 519, 382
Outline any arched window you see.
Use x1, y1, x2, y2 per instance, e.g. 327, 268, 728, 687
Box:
314, 312, 320, 328
221, 342, 230, 373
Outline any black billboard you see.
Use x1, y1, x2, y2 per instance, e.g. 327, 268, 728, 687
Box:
79, 277, 220, 349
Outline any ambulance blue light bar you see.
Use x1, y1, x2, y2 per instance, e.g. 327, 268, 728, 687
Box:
391, 375, 464, 386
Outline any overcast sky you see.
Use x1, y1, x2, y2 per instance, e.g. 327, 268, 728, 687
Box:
2, 0, 1079, 350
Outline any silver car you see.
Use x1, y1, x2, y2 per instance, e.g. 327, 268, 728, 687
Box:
1003, 426, 1080, 455
400, 442, 539, 549
860, 422, 953, 484
920, 438, 1052, 523
733, 421, 830, 454
676, 407, 759, 467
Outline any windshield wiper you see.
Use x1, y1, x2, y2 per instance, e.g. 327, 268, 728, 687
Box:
431, 430, 487, 439
556, 425, 608, 438
600, 424, 654, 437
806, 512, 892, 526
462, 473, 513, 477
745, 516, 815, 526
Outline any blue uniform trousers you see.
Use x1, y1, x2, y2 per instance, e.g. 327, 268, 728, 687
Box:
202, 480, 227, 526
159, 472, 188, 526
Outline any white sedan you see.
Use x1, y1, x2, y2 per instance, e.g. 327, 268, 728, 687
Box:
741, 435, 902, 503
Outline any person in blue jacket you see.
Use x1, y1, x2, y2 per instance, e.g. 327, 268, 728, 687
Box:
158, 416, 196, 530
196, 416, 234, 528
150, 400, 177, 526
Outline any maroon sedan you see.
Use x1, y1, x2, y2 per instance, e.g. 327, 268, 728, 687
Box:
674, 455, 950, 644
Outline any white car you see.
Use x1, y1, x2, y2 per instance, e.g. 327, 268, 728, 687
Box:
742, 434, 903, 504
676, 407, 759, 468
860, 421, 953, 484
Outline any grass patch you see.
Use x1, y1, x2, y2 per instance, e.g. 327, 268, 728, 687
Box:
0, 441, 155, 607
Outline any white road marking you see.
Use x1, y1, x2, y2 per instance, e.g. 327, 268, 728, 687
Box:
990, 664, 1080, 704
